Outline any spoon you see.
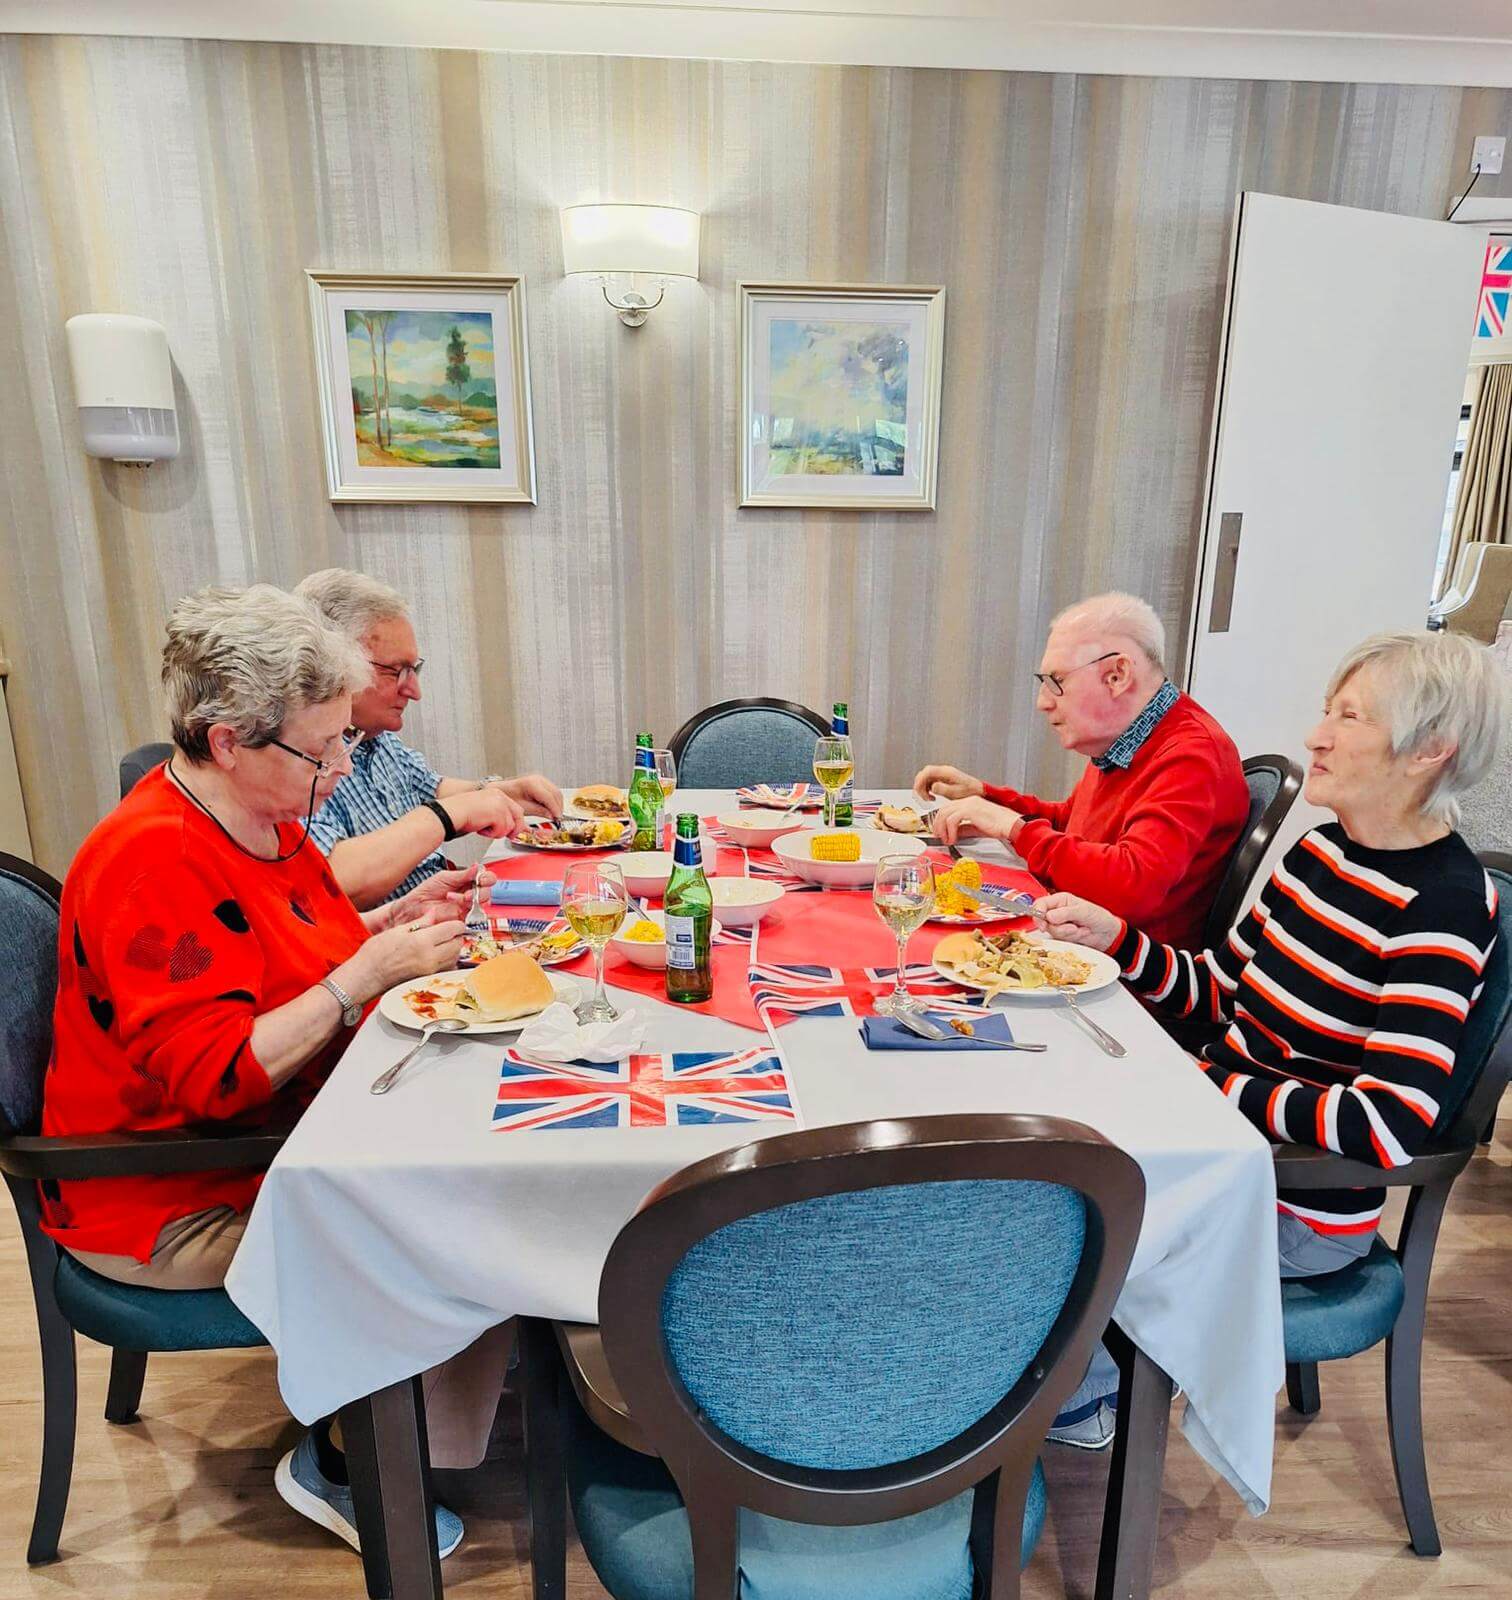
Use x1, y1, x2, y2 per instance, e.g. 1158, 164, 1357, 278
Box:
370, 1017, 469, 1095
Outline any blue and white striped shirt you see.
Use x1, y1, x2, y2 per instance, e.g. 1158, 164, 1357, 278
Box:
309, 732, 446, 901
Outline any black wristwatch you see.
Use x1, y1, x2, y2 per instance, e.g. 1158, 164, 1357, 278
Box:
424, 799, 458, 842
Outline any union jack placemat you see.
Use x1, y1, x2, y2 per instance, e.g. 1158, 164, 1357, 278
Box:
747, 961, 982, 1025
491, 1047, 798, 1132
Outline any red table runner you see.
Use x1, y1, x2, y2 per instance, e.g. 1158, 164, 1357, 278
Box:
486, 837, 1043, 1032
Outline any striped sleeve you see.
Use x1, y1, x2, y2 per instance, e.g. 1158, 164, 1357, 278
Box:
1211, 879, 1497, 1168
1111, 897, 1262, 1024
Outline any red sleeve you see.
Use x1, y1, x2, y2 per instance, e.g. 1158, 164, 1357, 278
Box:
981, 781, 1073, 831
1010, 746, 1230, 927
95, 863, 276, 1121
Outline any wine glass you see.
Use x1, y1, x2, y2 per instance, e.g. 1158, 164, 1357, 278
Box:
872, 854, 936, 1016
653, 748, 677, 849
812, 734, 854, 829
561, 861, 628, 1024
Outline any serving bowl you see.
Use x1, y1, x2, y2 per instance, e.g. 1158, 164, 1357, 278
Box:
769, 828, 928, 889
610, 908, 724, 970
616, 851, 674, 899
715, 809, 806, 849
707, 877, 786, 926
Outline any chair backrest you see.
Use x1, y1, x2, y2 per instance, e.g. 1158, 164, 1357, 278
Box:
598, 1114, 1143, 1549
1445, 547, 1512, 643
0, 853, 62, 1139
1445, 858, 1512, 1140
667, 698, 832, 790
1203, 753, 1303, 949
119, 741, 173, 800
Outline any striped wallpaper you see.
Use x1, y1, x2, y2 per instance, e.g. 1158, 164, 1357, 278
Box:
1, 35, 1505, 874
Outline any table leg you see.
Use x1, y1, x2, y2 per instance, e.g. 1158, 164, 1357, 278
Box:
519, 1318, 567, 1600
339, 1377, 443, 1600
1095, 1328, 1174, 1600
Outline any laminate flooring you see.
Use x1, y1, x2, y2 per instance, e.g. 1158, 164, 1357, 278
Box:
1, 1112, 1508, 1599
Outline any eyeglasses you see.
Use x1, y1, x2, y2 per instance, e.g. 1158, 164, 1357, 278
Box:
368, 656, 425, 685
266, 726, 365, 778
1032, 652, 1120, 698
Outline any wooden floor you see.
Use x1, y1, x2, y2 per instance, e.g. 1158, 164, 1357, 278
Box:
2, 1113, 1509, 1599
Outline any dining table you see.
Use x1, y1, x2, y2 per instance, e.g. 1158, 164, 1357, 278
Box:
225, 786, 1285, 1600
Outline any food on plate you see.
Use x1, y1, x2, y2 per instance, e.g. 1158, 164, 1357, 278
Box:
948, 1017, 976, 1036
524, 816, 626, 848
810, 832, 862, 862
459, 934, 505, 967
572, 783, 629, 818
463, 926, 581, 966
935, 929, 1095, 991
876, 803, 928, 834
455, 951, 554, 1021
932, 859, 984, 917
402, 979, 466, 1022
621, 920, 663, 943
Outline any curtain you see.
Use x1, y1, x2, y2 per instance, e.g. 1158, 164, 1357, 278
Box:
1444, 363, 1512, 597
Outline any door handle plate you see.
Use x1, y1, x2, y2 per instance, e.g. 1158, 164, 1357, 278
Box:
1208, 512, 1243, 633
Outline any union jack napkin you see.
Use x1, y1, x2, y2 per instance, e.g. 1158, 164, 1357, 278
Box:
491, 1047, 798, 1132
747, 961, 982, 1025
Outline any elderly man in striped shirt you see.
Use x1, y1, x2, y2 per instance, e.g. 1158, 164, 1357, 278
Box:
1037, 628, 1504, 1448
296, 569, 563, 908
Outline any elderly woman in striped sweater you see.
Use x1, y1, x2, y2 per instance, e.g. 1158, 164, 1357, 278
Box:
1040, 629, 1506, 1282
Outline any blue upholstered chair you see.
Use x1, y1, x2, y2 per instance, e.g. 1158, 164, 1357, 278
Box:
0, 853, 282, 1565
117, 741, 173, 799
1274, 854, 1512, 1557
520, 1114, 1146, 1600
1202, 754, 1302, 949
668, 699, 832, 790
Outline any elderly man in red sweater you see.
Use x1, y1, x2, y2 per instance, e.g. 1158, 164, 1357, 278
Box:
918, 592, 1248, 951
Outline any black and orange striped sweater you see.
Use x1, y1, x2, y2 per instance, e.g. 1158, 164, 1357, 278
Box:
1111, 824, 1498, 1237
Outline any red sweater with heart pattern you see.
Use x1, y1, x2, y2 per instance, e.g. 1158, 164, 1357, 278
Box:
40, 766, 369, 1261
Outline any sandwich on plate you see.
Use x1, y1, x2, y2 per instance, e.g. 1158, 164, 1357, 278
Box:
572, 783, 629, 818
452, 950, 555, 1023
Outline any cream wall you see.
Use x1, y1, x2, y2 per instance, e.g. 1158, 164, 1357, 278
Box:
1, 35, 1506, 875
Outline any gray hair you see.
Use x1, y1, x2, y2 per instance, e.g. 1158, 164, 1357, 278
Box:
295, 567, 409, 641
163, 584, 370, 762
1050, 591, 1166, 672
1327, 630, 1510, 825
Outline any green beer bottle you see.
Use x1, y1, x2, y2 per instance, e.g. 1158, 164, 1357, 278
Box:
628, 731, 661, 851
664, 814, 713, 1004
832, 701, 853, 826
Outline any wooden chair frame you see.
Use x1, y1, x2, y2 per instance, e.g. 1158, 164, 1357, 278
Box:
523, 1113, 1145, 1600
0, 852, 290, 1566
667, 698, 833, 776
1275, 858, 1512, 1557
1203, 753, 1303, 951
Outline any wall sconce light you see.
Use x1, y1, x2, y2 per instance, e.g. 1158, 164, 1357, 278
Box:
560, 203, 701, 327
64, 313, 180, 465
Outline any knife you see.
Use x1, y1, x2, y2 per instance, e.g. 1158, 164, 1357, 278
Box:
958, 884, 1038, 916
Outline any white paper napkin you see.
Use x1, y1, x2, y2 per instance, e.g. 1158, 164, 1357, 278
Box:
513, 1002, 646, 1064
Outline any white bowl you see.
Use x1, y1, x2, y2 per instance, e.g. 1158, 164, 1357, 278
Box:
770, 828, 928, 888
708, 877, 786, 926
715, 810, 806, 849
616, 851, 674, 899
610, 908, 723, 970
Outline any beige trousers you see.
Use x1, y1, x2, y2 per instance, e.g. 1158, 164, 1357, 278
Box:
66, 1207, 513, 1470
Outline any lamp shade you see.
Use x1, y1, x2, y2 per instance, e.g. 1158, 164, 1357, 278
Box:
560, 204, 700, 280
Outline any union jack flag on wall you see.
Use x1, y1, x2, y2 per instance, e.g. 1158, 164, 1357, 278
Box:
491, 1047, 797, 1132
1477, 237, 1512, 338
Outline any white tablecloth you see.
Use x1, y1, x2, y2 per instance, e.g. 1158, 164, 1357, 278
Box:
226, 789, 1283, 1514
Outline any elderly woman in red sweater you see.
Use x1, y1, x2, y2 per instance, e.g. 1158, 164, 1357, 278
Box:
916, 592, 1248, 949
42, 584, 494, 1558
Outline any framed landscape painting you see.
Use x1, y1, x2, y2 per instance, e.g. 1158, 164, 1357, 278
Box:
307, 271, 537, 503
738, 282, 945, 509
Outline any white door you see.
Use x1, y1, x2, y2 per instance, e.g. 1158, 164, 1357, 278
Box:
1187, 191, 1484, 857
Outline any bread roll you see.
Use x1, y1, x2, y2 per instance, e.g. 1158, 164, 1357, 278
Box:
462, 951, 554, 1021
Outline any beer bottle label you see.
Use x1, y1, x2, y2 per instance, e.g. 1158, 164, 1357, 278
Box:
665, 915, 697, 969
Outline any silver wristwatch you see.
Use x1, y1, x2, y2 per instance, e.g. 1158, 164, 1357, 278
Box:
321, 976, 361, 1027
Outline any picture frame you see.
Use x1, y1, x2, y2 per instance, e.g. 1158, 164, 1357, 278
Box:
738, 281, 945, 510
306, 270, 537, 504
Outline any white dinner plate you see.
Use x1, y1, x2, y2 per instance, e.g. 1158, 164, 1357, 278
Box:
378, 968, 579, 1034
932, 936, 1122, 1000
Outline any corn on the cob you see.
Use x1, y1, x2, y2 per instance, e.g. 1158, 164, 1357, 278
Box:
811, 832, 862, 862
934, 859, 983, 916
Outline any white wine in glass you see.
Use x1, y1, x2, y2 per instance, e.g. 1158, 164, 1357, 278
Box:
653, 748, 677, 849
812, 735, 855, 829
872, 854, 935, 1016
562, 861, 628, 1023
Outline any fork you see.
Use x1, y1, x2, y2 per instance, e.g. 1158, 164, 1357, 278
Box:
1055, 985, 1127, 1057
464, 872, 491, 941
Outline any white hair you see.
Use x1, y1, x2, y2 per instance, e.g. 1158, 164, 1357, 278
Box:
162, 584, 370, 762
1327, 630, 1510, 826
295, 567, 409, 641
1050, 591, 1166, 672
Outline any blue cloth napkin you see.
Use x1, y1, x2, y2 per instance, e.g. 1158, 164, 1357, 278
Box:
490, 880, 563, 906
860, 1009, 1015, 1050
